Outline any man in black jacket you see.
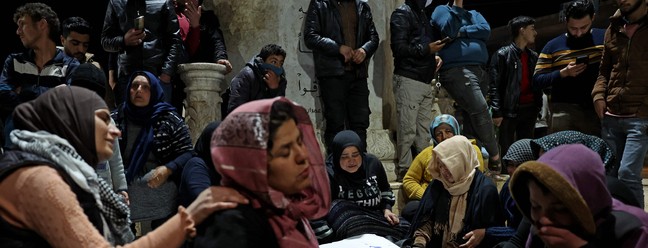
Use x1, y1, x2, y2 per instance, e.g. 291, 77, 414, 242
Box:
390, 0, 444, 181
101, 0, 184, 105
304, 0, 379, 153
488, 16, 541, 169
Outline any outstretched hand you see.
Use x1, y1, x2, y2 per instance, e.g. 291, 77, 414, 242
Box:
186, 186, 249, 225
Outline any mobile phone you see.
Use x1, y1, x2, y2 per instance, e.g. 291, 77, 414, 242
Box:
575, 55, 589, 65
134, 16, 144, 30
439, 37, 452, 44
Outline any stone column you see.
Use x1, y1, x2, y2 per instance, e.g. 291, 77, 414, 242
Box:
177, 63, 227, 142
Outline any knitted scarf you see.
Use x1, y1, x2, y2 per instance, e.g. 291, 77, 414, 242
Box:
10, 130, 134, 245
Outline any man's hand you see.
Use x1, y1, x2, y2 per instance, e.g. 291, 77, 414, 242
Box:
435, 55, 443, 72
183, 0, 202, 28
125, 28, 146, 47
428, 40, 446, 54
492, 117, 503, 127
351, 48, 366, 64
159, 73, 172, 84
339, 45, 353, 63
263, 70, 281, 89
119, 191, 130, 205
217, 59, 233, 74
559, 62, 587, 78
594, 99, 606, 119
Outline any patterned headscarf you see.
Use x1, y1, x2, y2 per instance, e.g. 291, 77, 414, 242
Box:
502, 138, 535, 166
211, 97, 330, 248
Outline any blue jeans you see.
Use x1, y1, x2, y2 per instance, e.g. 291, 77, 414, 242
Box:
602, 115, 648, 208
439, 65, 498, 157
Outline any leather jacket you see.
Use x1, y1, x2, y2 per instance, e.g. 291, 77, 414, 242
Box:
304, 0, 379, 78
390, 0, 439, 84
488, 43, 541, 118
101, 0, 184, 78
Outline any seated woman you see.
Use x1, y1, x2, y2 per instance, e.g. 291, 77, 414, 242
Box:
0, 86, 247, 247
111, 71, 194, 231
509, 144, 648, 247
318, 130, 409, 243
192, 97, 330, 248
179, 121, 222, 207
530, 130, 641, 208
406, 135, 504, 248
400, 114, 486, 222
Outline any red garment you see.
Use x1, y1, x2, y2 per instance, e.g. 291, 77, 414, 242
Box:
177, 13, 201, 57
519, 51, 534, 104
212, 97, 331, 248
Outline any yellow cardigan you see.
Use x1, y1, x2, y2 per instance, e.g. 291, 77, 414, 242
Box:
401, 139, 486, 201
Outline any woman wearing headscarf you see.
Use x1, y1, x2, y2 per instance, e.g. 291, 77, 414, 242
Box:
319, 130, 409, 243
111, 71, 194, 230
406, 135, 504, 248
400, 114, 487, 222
530, 130, 641, 208
0, 86, 247, 247
510, 144, 648, 247
192, 97, 330, 248
179, 121, 222, 207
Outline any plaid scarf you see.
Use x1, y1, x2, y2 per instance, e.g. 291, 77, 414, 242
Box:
10, 130, 134, 245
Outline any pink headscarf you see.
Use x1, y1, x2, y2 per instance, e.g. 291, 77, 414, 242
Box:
211, 97, 330, 247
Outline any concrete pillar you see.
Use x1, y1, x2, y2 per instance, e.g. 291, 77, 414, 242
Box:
177, 63, 227, 142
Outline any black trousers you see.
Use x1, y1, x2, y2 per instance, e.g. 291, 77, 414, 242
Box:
318, 71, 370, 154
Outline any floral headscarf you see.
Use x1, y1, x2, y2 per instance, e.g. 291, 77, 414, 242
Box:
211, 97, 330, 247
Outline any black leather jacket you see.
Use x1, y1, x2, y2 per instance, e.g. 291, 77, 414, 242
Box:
101, 0, 184, 78
304, 0, 379, 78
189, 10, 228, 63
390, 0, 439, 84
488, 43, 541, 118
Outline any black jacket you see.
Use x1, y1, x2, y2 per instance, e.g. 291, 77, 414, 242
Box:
488, 43, 541, 118
189, 10, 228, 63
390, 0, 439, 84
304, 0, 379, 78
101, 0, 184, 78
227, 56, 287, 114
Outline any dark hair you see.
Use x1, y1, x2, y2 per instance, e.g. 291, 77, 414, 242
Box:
259, 44, 287, 61
560, 0, 595, 23
508, 16, 535, 38
267, 100, 297, 152
13, 3, 60, 43
61, 16, 92, 37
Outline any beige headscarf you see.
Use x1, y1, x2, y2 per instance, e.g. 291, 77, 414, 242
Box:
427, 135, 480, 245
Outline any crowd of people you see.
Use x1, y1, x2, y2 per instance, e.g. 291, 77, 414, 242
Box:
1, 0, 648, 247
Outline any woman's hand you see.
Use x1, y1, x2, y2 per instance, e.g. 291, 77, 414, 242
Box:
186, 186, 249, 224
148, 166, 172, 188
537, 225, 587, 248
383, 209, 399, 225
119, 191, 130, 205
459, 228, 485, 248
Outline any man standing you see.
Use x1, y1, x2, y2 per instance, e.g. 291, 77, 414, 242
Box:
431, 0, 500, 169
101, 0, 184, 105
304, 0, 379, 153
488, 16, 541, 165
0, 3, 79, 146
533, 0, 604, 136
390, 0, 444, 181
592, 0, 648, 208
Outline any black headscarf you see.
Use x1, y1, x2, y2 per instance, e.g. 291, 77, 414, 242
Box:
13, 86, 108, 167
194, 121, 220, 173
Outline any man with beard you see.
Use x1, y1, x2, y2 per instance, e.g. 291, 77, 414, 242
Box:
533, 0, 603, 136
592, 0, 648, 208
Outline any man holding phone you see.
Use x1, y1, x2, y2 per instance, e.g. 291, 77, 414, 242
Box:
532, 0, 605, 136
389, 0, 444, 181
101, 0, 184, 106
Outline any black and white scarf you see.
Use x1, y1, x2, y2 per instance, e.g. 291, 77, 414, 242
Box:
10, 130, 135, 244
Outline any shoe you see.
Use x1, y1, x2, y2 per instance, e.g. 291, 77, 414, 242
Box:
396, 169, 407, 182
